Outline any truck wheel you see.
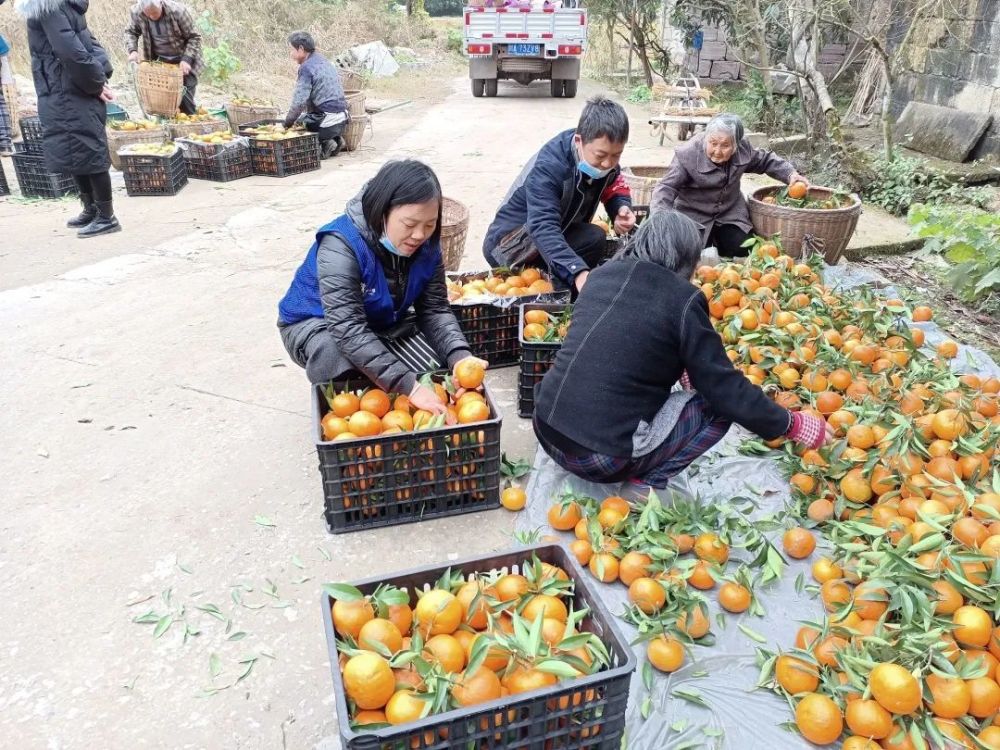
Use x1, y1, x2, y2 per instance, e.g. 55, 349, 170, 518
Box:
550, 79, 564, 98
563, 79, 578, 98
471, 78, 485, 98
485, 78, 498, 97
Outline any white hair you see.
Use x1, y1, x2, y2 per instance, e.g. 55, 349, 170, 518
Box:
704, 114, 745, 145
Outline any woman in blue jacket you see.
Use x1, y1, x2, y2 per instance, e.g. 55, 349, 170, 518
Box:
277, 160, 486, 418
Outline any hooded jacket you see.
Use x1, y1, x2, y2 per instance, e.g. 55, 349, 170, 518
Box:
16, 0, 112, 175
482, 129, 631, 285
277, 190, 471, 394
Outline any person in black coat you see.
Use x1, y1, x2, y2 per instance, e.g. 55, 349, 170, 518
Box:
533, 210, 832, 492
15, 0, 121, 237
277, 160, 486, 420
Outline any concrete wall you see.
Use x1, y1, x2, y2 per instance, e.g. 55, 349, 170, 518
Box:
680, 22, 850, 85
892, 0, 1000, 160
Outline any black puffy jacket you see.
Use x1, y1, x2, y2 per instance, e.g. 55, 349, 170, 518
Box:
18, 0, 112, 175
314, 192, 471, 394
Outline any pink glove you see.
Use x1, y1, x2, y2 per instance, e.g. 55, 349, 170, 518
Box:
679, 370, 693, 391
785, 411, 826, 450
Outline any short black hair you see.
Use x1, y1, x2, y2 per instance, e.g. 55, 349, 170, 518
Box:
622, 210, 702, 280
361, 160, 443, 243
576, 95, 629, 144
288, 31, 316, 53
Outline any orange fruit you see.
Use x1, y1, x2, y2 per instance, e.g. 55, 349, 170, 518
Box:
332, 598, 375, 640
775, 654, 819, 694
687, 561, 716, 590
788, 181, 808, 200
500, 486, 526, 511
344, 652, 395, 710
494, 574, 529, 604
926, 673, 971, 718
331, 392, 361, 418
360, 389, 391, 418
628, 577, 666, 614
782, 527, 816, 559
600, 495, 630, 517
597, 507, 624, 529
795, 692, 843, 745
676, 607, 710, 639
718, 582, 751, 613
979, 727, 1000, 749
953, 517, 989, 548
869, 662, 921, 714
816, 390, 845, 415
932, 408, 968, 440
588, 552, 619, 583
547, 502, 582, 531
348, 410, 383, 437
569, 539, 593, 566
385, 688, 428, 724
451, 666, 502, 707
841, 468, 873, 503
352, 709, 388, 726
845, 698, 892, 739
466, 633, 510, 672
937, 340, 959, 358
931, 580, 964, 615
967, 676, 1000, 718
423, 634, 466, 673
457, 399, 489, 424
505, 667, 558, 695
808, 498, 835, 522
414, 589, 462, 637
523, 309, 550, 326
455, 360, 486, 389
814, 635, 848, 668
456, 580, 494, 630
647, 635, 684, 672
358, 617, 404, 654
912, 306, 933, 321
953, 606, 992, 647
321, 412, 351, 441
522, 594, 568, 623
842, 738, 879, 750
618, 551, 652, 585
693, 533, 729, 563
812, 558, 844, 583
853, 582, 888, 620
820, 579, 852, 611
381, 409, 414, 432
522, 322, 547, 340
792, 473, 818, 494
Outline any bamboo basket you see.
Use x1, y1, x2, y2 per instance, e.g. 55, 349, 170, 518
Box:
167, 118, 229, 140
226, 102, 280, 131
107, 125, 169, 170
622, 165, 668, 205
136, 63, 185, 117
748, 185, 862, 265
338, 68, 364, 91
344, 91, 366, 118
342, 115, 372, 152
2, 84, 20, 139
659, 105, 721, 117
440, 197, 470, 272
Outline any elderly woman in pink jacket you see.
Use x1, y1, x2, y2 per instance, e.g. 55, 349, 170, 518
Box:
650, 114, 808, 258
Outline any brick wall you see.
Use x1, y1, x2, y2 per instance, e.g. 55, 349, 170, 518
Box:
891, 0, 1000, 160
680, 22, 849, 84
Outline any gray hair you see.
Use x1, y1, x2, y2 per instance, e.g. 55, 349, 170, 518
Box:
621, 210, 703, 279
287, 31, 316, 53
138, 0, 163, 9
576, 95, 629, 144
704, 113, 745, 145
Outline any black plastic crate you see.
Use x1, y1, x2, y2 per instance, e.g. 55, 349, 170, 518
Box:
0, 160, 9, 197
314, 376, 502, 533
180, 140, 252, 182
11, 151, 77, 198
121, 147, 187, 196
449, 271, 569, 367
518, 303, 572, 418
18, 115, 44, 155
322, 543, 636, 750
248, 132, 320, 177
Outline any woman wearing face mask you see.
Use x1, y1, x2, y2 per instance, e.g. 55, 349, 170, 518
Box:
277, 160, 486, 419
650, 114, 807, 259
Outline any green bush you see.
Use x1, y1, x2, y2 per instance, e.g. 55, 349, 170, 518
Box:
426, 0, 464, 15
626, 85, 652, 103
862, 156, 990, 216
446, 27, 463, 53
909, 204, 1000, 309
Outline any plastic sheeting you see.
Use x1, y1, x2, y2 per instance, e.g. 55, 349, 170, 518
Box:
514, 264, 1000, 749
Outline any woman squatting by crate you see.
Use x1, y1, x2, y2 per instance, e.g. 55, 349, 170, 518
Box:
277, 159, 488, 420
532, 210, 833, 495
15, 0, 122, 237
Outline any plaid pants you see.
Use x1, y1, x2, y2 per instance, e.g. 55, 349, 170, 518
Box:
0, 87, 12, 151
535, 394, 731, 487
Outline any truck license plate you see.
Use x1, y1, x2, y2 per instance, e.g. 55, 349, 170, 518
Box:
507, 44, 540, 56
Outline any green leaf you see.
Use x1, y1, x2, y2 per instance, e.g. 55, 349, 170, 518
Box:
672, 687, 709, 708
253, 515, 275, 527
227, 631, 248, 641
153, 615, 173, 639
535, 660, 581, 679
671, 718, 689, 732
209, 653, 222, 678
322, 583, 364, 601
738, 624, 768, 644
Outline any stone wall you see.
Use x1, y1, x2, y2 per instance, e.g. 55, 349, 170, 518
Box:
680, 23, 850, 85
892, 0, 1000, 160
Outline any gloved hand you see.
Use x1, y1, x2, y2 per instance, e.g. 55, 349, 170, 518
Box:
679, 370, 693, 391
785, 411, 833, 450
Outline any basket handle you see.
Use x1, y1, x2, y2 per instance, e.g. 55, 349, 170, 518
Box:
801, 233, 826, 259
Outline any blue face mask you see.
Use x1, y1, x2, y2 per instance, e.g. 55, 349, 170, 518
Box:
577, 159, 611, 180
380, 235, 406, 256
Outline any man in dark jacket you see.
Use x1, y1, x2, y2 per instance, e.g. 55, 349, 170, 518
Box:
483, 95, 636, 294
16, 0, 122, 237
284, 31, 348, 159
125, 0, 202, 115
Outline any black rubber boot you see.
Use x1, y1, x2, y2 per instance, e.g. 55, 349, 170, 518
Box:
67, 192, 97, 228
77, 200, 121, 238
321, 138, 340, 159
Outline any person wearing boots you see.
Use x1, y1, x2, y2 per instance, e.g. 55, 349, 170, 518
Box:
16, 0, 122, 237
284, 31, 348, 159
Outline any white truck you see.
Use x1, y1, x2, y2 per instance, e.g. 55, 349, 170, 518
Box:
463, 3, 588, 98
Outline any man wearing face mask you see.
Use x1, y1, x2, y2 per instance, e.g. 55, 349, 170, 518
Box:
483, 95, 636, 294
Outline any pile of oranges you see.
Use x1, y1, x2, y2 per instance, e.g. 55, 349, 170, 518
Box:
446, 268, 555, 302
701, 241, 1000, 747
522, 307, 572, 343
320, 363, 490, 442
329, 555, 613, 743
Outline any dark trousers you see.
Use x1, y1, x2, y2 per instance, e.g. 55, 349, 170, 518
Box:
485, 221, 608, 285
707, 223, 750, 258
301, 112, 346, 145
73, 171, 113, 202
180, 72, 198, 115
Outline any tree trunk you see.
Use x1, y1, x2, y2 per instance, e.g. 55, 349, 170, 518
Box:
878, 52, 894, 160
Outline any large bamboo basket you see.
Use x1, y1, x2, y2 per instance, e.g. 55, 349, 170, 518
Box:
2, 84, 21, 138
107, 125, 169, 170
226, 103, 280, 131
748, 185, 862, 265
167, 118, 229, 140
440, 197, 470, 272
338, 68, 365, 90
344, 91, 366, 118
342, 115, 372, 152
136, 63, 184, 116
622, 165, 668, 206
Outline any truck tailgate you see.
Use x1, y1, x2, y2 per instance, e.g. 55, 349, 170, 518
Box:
464, 7, 588, 43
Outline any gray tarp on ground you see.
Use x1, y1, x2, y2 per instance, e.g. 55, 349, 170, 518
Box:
515, 265, 1000, 749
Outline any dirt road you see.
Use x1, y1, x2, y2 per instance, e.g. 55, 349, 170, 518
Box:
0, 76, 664, 749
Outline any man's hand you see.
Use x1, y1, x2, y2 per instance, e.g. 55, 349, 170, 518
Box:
574, 270, 589, 293
409, 382, 453, 424
179, 60, 192, 76
99, 84, 115, 102
789, 172, 810, 188
613, 205, 636, 235
128, 51, 139, 65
